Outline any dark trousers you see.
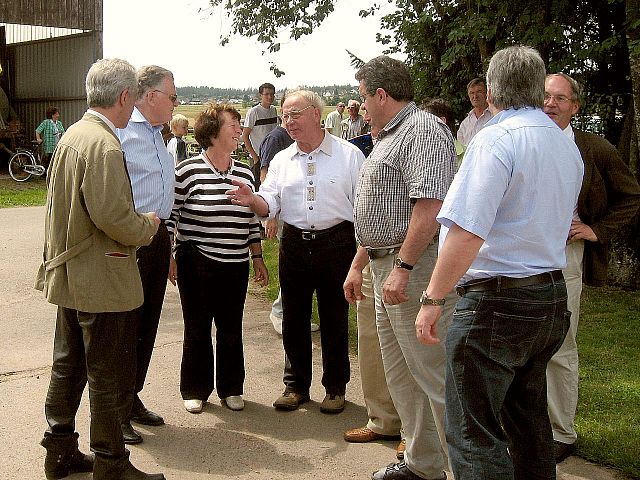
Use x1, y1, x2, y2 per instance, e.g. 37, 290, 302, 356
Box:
176, 243, 248, 400
44, 307, 136, 465
279, 222, 354, 395
132, 222, 170, 404
252, 160, 261, 191
445, 280, 571, 480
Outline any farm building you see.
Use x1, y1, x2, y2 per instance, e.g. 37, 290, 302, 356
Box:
0, 0, 103, 159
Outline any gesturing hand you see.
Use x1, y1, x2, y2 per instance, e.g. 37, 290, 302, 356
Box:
226, 179, 255, 207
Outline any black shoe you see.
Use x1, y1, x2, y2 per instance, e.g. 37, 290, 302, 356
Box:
372, 461, 445, 480
555, 440, 576, 463
119, 462, 165, 479
121, 423, 143, 445
131, 406, 164, 426
41, 433, 94, 480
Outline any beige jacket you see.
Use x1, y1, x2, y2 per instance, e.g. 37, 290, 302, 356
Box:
35, 113, 158, 313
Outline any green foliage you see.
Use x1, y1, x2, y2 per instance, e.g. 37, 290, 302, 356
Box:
210, 0, 634, 143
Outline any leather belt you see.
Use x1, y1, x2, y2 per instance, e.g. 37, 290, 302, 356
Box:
456, 270, 564, 296
366, 246, 401, 260
284, 221, 352, 241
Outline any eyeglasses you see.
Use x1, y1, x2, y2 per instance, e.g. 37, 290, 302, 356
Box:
281, 104, 314, 122
544, 93, 572, 105
153, 89, 178, 103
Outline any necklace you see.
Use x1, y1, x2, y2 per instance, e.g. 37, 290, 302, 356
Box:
203, 151, 232, 178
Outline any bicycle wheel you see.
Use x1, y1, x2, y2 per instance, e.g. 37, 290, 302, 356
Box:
8, 151, 36, 182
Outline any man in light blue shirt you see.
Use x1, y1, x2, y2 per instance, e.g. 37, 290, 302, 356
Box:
415, 46, 583, 480
117, 65, 177, 445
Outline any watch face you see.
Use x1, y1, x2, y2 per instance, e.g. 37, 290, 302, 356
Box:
394, 257, 401, 267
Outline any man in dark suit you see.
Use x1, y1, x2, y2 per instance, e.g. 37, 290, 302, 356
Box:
36, 58, 164, 480
544, 72, 640, 463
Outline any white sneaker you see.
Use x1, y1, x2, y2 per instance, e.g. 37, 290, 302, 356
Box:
311, 322, 320, 332
223, 395, 244, 411
270, 313, 283, 335
184, 399, 204, 413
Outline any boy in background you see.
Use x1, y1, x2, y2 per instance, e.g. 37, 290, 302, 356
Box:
167, 114, 189, 163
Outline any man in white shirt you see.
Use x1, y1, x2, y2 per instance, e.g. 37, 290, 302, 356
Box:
325, 102, 345, 136
457, 78, 492, 146
227, 89, 365, 414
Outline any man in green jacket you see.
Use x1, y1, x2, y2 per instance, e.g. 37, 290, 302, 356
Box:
35, 58, 164, 480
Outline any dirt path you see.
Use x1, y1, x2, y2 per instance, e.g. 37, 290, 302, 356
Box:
0, 206, 626, 479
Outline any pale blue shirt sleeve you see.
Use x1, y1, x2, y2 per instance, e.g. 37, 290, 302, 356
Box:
438, 133, 510, 240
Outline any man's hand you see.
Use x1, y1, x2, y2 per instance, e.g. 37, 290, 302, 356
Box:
168, 255, 178, 286
568, 220, 598, 243
252, 258, 269, 287
383, 267, 410, 305
144, 211, 161, 226
343, 267, 364, 305
226, 179, 256, 207
264, 218, 278, 239
416, 304, 442, 344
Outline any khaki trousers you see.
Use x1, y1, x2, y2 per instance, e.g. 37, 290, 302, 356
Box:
547, 240, 584, 444
357, 265, 402, 436
370, 243, 456, 478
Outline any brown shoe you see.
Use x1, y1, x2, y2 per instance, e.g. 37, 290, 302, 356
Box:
273, 391, 310, 411
320, 393, 345, 414
344, 427, 401, 443
396, 438, 406, 460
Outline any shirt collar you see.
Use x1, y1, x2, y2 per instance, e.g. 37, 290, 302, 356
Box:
562, 124, 575, 141
293, 131, 334, 157
129, 106, 164, 132
379, 101, 417, 138
468, 107, 491, 119
86, 109, 117, 134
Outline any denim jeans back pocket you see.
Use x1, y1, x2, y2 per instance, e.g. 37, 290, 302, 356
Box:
489, 311, 547, 368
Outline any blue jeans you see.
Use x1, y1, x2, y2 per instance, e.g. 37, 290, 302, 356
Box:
445, 280, 570, 480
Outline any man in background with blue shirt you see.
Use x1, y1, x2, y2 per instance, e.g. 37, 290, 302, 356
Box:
117, 65, 177, 445
416, 46, 584, 480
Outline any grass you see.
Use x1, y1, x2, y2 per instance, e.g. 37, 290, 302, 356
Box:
576, 285, 640, 478
2, 179, 637, 477
0, 176, 47, 207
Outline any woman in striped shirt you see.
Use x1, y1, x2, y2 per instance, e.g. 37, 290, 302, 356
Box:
166, 103, 268, 414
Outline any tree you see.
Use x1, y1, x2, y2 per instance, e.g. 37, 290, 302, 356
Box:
211, 0, 640, 286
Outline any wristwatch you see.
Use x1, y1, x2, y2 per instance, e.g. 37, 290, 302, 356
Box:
394, 257, 414, 271
419, 291, 446, 306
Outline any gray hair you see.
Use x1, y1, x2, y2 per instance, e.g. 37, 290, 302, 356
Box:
284, 89, 325, 110
486, 46, 546, 110
546, 73, 582, 105
86, 58, 137, 109
137, 65, 174, 96
355, 55, 413, 102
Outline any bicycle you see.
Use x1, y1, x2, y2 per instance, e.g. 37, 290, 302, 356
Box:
8, 141, 46, 182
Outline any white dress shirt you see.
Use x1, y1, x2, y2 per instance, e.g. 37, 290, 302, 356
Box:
457, 108, 493, 145
258, 132, 365, 230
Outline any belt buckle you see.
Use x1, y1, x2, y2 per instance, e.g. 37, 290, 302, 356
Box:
301, 231, 315, 241
455, 285, 466, 296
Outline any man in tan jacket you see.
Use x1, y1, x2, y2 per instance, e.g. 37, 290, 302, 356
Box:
35, 58, 164, 480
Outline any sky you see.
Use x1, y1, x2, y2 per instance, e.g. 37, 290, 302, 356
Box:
103, 0, 398, 90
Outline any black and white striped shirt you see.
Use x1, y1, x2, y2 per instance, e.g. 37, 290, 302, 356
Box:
166, 155, 261, 262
